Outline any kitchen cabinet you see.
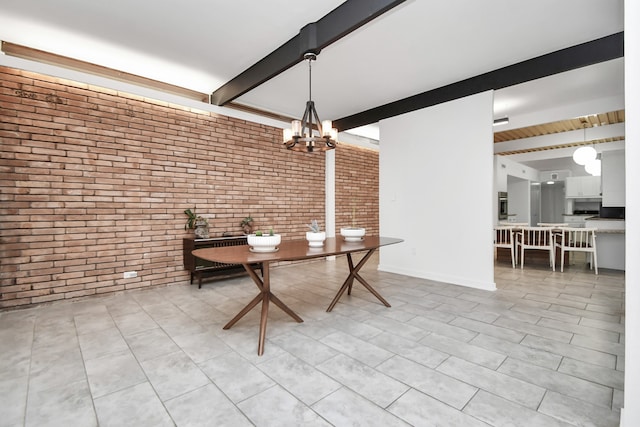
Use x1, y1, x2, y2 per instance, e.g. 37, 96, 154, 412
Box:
601, 151, 625, 207
565, 176, 601, 198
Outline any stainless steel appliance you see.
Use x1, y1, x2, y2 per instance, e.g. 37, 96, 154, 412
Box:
600, 206, 625, 219
498, 192, 508, 220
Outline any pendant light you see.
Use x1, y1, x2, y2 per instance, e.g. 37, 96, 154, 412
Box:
572, 122, 596, 165
283, 53, 337, 153
585, 158, 601, 176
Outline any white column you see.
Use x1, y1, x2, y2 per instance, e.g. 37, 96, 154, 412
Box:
622, 1, 640, 424
325, 148, 336, 237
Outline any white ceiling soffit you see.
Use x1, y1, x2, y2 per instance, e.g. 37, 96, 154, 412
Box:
493, 58, 625, 130
235, 0, 623, 122
0, 0, 623, 133
0, 0, 346, 94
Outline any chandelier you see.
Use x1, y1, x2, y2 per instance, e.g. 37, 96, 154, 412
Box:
283, 53, 337, 153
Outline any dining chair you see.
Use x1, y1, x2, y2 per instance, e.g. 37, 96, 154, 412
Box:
494, 226, 516, 268
554, 227, 598, 274
517, 226, 555, 271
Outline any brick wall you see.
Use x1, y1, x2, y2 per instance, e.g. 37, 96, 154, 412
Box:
1, 66, 383, 308
335, 145, 380, 236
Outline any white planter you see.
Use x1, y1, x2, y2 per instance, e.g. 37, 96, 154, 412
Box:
306, 231, 326, 247
247, 234, 281, 252
340, 227, 366, 242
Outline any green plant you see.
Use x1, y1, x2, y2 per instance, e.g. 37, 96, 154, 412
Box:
184, 208, 197, 229
254, 227, 274, 236
240, 215, 253, 227
184, 208, 208, 230
240, 215, 254, 234
307, 219, 320, 233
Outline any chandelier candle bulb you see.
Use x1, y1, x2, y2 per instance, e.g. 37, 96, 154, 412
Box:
322, 120, 332, 136
292, 120, 302, 136
283, 128, 293, 142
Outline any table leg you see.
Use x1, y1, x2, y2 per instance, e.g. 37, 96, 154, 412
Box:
258, 270, 270, 356
326, 250, 391, 312
222, 262, 303, 356
346, 254, 355, 295
223, 293, 263, 330
270, 294, 304, 322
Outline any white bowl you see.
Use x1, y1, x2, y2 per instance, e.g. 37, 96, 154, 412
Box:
306, 231, 326, 247
247, 234, 281, 252
340, 227, 365, 242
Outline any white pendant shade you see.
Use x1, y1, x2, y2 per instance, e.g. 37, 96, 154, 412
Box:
585, 158, 601, 176
572, 146, 597, 165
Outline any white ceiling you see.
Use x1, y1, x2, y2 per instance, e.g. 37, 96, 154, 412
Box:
0, 0, 625, 171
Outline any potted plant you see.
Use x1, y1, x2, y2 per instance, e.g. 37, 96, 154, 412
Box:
184, 208, 209, 239
240, 215, 254, 234
340, 205, 365, 242
247, 227, 281, 252
306, 219, 326, 247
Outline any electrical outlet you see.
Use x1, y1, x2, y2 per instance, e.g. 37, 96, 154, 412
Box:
123, 271, 137, 279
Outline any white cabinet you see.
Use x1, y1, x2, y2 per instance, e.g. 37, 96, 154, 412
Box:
601, 151, 625, 206
565, 176, 601, 198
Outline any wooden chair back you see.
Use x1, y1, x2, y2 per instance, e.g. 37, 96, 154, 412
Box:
520, 226, 554, 248
494, 226, 516, 268
517, 226, 555, 271
494, 226, 514, 247
555, 227, 598, 274
556, 227, 597, 250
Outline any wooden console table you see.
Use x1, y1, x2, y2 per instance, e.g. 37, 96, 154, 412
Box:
183, 236, 261, 288
192, 236, 403, 355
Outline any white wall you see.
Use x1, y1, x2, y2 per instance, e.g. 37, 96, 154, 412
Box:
494, 156, 540, 223
601, 150, 625, 207
495, 155, 540, 188
378, 91, 495, 291
622, 0, 639, 424
507, 177, 530, 224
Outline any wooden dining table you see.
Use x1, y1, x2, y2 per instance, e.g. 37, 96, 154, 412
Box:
192, 236, 403, 355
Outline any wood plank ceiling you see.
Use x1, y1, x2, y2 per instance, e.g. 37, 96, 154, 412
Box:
494, 109, 625, 155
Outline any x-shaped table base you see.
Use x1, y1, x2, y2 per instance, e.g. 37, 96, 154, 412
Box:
223, 262, 303, 355
326, 250, 391, 312
223, 249, 392, 355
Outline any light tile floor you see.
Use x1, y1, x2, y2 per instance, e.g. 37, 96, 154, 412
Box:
0, 253, 624, 426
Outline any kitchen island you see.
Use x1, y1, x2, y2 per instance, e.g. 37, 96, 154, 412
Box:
585, 218, 625, 271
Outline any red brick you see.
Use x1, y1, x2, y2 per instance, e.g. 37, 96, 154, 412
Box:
0, 66, 377, 309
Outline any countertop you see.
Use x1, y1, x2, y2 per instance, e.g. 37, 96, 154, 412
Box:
585, 217, 625, 233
